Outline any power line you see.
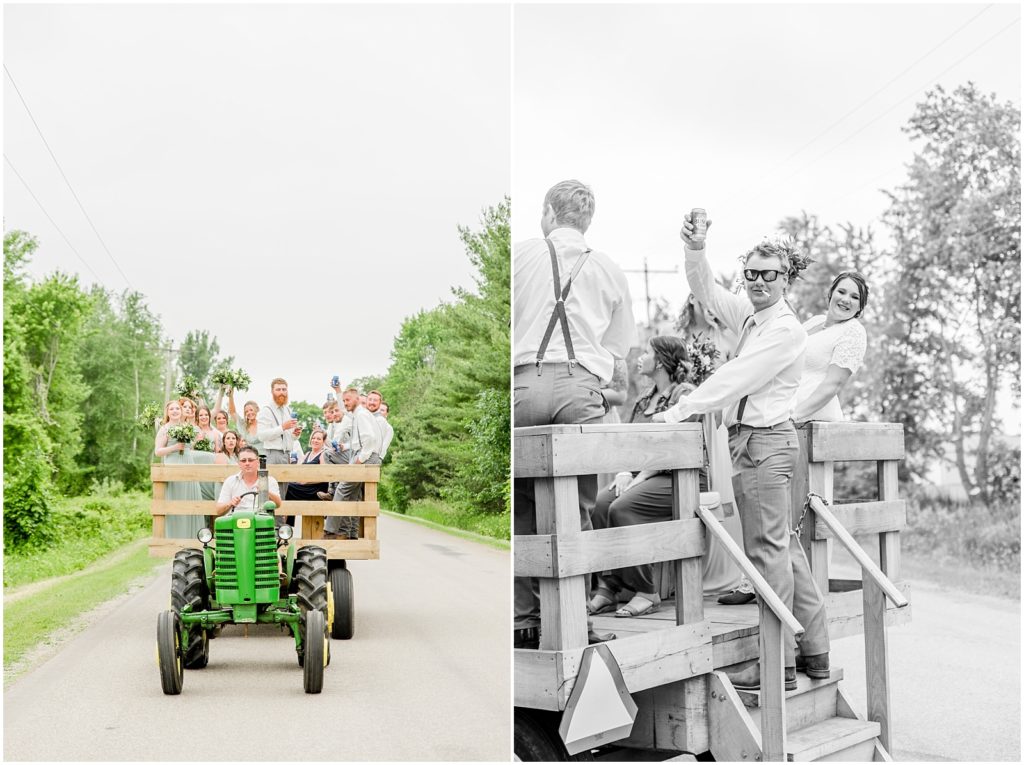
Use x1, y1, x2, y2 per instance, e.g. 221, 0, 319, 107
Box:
738, 13, 1021, 212
777, 5, 994, 166
4, 64, 133, 289
723, 5, 1004, 210
4, 154, 103, 282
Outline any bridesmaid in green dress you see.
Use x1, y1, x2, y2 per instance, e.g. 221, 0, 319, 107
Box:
155, 400, 205, 540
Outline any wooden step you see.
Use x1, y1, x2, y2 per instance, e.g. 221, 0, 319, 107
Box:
738, 669, 844, 733
786, 716, 881, 761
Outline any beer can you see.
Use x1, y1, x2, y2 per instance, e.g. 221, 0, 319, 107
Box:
691, 208, 707, 243
331, 375, 340, 388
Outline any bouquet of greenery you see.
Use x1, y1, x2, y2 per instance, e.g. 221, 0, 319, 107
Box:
192, 437, 213, 452
166, 424, 196, 445
685, 336, 720, 387
211, 365, 252, 391
175, 374, 202, 400
136, 401, 162, 429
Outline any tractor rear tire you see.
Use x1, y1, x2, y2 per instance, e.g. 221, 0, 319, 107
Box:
329, 566, 355, 640
514, 709, 594, 761
171, 549, 210, 670
302, 609, 326, 694
294, 545, 328, 667
157, 610, 184, 695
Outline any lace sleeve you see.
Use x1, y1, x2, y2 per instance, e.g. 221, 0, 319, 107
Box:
830, 319, 867, 372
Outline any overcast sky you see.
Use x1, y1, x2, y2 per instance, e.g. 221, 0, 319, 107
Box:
513, 2, 1020, 324
4, 3, 510, 406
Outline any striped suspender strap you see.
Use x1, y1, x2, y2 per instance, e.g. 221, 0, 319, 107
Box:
535, 238, 591, 375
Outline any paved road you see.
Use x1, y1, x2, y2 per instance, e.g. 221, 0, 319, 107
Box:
4, 514, 510, 761
830, 568, 1020, 762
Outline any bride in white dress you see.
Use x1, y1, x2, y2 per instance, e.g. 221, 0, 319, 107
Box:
793, 272, 869, 423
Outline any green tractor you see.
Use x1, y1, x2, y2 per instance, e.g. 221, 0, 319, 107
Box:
156, 459, 331, 695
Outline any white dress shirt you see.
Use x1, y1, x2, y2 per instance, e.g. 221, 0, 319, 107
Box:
217, 473, 281, 511
349, 405, 381, 464
374, 411, 394, 459
256, 402, 296, 451
662, 246, 806, 427
513, 227, 636, 384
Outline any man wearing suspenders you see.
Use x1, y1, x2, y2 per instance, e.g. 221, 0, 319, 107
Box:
256, 377, 302, 527
512, 179, 637, 650
655, 213, 830, 690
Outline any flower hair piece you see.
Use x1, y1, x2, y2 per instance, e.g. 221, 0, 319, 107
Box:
740, 235, 814, 283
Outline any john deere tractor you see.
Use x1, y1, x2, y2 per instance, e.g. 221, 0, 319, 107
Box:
157, 458, 331, 694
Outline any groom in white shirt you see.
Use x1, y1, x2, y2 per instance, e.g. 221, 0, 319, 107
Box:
655, 214, 830, 691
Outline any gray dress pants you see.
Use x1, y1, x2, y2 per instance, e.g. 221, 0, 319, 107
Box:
325, 453, 382, 538
514, 363, 606, 631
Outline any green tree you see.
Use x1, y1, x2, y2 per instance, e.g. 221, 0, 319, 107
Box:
4, 231, 55, 547
879, 83, 1020, 500
290, 400, 325, 451
78, 288, 166, 490
380, 198, 511, 516
177, 329, 234, 405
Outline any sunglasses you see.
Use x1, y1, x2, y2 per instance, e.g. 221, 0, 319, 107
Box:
743, 268, 785, 283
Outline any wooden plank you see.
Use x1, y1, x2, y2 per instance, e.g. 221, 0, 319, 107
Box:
363, 516, 377, 541
514, 423, 704, 478
807, 422, 904, 462
535, 477, 588, 651
515, 520, 706, 578
302, 514, 324, 540
513, 622, 713, 710
149, 537, 379, 559
151, 481, 166, 540
671, 469, 703, 624
149, 500, 380, 516
810, 497, 908, 608
813, 500, 906, 539
514, 648, 565, 710
149, 539, 204, 557
759, 606, 787, 762
805, 459, 833, 593
652, 677, 710, 753
825, 583, 910, 620
707, 671, 764, 763
150, 464, 380, 482
791, 426, 811, 529
877, 461, 902, 582
864, 577, 893, 752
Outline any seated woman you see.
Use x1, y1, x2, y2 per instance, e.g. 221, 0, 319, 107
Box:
588, 336, 743, 618
282, 429, 330, 525
793, 271, 869, 423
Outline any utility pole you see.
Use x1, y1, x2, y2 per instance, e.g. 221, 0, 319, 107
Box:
624, 258, 678, 328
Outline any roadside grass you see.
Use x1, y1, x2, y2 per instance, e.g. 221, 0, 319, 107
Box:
3, 491, 152, 589
4, 544, 162, 673
390, 499, 509, 545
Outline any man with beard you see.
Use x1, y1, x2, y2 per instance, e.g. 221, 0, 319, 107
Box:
366, 390, 394, 459
323, 387, 382, 539
256, 377, 302, 524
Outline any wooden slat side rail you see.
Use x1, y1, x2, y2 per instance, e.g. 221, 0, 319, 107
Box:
806, 422, 905, 462
812, 500, 906, 539
150, 500, 380, 516
514, 518, 706, 578
514, 423, 704, 478
697, 505, 804, 638
807, 496, 908, 608
151, 463, 380, 482
535, 476, 588, 651
513, 621, 714, 710
148, 538, 379, 559
759, 606, 787, 762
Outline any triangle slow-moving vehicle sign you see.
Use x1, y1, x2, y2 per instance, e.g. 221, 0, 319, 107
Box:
558, 643, 638, 755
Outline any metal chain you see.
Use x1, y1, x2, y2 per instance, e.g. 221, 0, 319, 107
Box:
796, 491, 830, 537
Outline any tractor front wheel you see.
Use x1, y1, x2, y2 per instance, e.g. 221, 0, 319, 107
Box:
157, 610, 184, 695
329, 566, 354, 640
171, 549, 210, 669
294, 545, 328, 667
302, 609, 326, 694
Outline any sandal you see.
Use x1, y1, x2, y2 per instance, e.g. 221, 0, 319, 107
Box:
615, 593, 661, 618
587, 586, 617, 615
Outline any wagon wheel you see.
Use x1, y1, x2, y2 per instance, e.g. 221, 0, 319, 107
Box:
514, 709, 594, 761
